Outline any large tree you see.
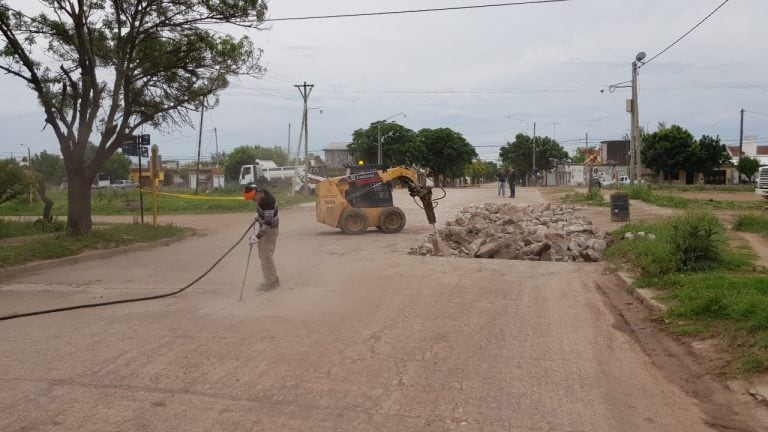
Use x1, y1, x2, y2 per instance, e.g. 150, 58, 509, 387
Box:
30, 150, 65, 185
0, 1, 267, 234
499, 133, 568, 178
348, 122, 421, 166
641, 125, 695, 181
690, 135, 730, 176
737, 156, 760, 183
415, 128, 477, 183
0, 159, 34, 205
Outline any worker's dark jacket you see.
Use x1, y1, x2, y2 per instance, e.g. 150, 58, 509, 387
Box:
257, 191, 279, 229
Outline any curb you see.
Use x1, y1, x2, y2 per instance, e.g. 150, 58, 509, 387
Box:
615, 271, 668, 313
0, 232, 192, 284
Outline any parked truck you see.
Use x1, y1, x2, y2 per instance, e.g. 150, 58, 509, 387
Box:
239, 159, 325, 193
755, 166, 768, 199
239, 160, 300, 184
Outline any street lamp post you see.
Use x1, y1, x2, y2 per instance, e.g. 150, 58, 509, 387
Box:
605, 51, 645, 185
20, 143, 32, 202
377, 112, 406, 165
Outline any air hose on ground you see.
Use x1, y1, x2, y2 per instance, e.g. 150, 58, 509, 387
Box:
0, 220, 256, 322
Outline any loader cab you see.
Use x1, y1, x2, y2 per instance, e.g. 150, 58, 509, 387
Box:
346, 164, 393, 208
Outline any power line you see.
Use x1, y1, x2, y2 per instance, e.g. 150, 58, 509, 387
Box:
640, 0, 732, 68
746, 111, 768, 118
267, 0, 570, 22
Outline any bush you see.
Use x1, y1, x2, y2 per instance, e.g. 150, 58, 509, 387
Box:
734, 213, 768, 234
668, 212, 722, 271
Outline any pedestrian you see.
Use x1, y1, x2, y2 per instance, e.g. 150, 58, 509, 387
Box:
496, 170, 506, 197
243, 183, 280, 291
507, 168, 516, 198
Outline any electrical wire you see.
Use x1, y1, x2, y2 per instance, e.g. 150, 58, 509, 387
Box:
0, 220, 256, 322
266, 0, 570, 22
640, 0, 732, 68
746, 111, 768, 118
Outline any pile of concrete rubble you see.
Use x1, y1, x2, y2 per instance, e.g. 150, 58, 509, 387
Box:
409, 202, 609, 262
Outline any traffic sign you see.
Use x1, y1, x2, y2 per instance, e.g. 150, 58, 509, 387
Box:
139, 134, 150, 146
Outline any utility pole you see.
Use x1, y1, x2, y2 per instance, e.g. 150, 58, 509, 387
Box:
739, 109, 745, 180
195, 100, 205, 195
587, 132, 593, 190
214, 127, 219, 167
630, 60, 640, 185
532, 122, 536, 186
287, 123, 292, 165
294, 82, 314, 194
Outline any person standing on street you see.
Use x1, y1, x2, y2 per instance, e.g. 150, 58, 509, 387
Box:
507, 168, 516, 198
496, 170, 506, 197
243, 183, 280, 291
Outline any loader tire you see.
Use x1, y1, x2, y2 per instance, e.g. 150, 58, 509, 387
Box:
378, 206, 406, 234
341, 209, 369, 235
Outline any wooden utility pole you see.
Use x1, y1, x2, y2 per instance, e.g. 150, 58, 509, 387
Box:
195, 101, 205, 195
294, 82, 314, 194
630, 60, 640, 184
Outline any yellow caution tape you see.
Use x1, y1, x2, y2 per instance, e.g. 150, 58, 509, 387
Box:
138, 189, 244, 201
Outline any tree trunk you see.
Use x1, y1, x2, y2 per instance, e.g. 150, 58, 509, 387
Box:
35, 177, 54, 222
66, 174, 93, 235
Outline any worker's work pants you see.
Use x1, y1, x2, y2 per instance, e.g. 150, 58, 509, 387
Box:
509, 182, 515, 198
257, 227, 279, 285
497, 182, 505, 196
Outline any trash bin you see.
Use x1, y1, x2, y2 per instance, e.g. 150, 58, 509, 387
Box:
610, 193, 629, 222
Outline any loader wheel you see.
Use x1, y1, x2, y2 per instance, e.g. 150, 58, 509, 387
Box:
341, 209, 369, 235
378, 206, 406, 234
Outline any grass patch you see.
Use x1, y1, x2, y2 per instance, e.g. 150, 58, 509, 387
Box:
0, 218, 66, 239
0, 185, 315, 217
608, 212, 768, 376
613, 184, 765, 211
561, 188, 609, 207
733, 212, 768, 235
0, 223, 189, 268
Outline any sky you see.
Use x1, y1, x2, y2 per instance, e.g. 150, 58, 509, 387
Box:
1, 0, 767, 165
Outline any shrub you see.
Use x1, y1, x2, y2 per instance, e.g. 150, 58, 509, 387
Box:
668, 212, 722, 271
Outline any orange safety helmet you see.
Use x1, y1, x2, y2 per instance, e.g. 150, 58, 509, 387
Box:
242, 183, 264, 201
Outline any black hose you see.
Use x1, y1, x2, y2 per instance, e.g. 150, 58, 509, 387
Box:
0, 220, 256, 322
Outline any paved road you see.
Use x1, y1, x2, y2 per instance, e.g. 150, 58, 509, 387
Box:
0, 185, 761, 431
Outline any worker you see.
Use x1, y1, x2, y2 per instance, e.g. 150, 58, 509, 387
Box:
243, 183, 280, 291
496, 169, 506, 197
507, 168, 516, 198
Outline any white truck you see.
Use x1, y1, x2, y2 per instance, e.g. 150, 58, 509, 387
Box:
755, 166, 768, 199
239, 160, 325, 193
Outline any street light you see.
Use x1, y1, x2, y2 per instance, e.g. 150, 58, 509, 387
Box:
20, 143, 31, 168
377, 112, 406, 165
604, 51, 645, 185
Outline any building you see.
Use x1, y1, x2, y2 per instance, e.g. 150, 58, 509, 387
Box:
323, 142, 352, 174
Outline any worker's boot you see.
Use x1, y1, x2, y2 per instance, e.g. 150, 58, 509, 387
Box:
258, 279, 280, 292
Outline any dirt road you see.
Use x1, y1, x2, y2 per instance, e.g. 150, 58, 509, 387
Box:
0, 185, 764, 431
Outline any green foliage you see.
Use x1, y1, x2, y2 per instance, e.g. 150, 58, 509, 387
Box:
466, 159, 497, 183
0, 218, 66, 239
348, 122, 420, 166
737, 156, 760, 182
668, 212, 723, 271
222, 145, 290, 181
733, 213, 768, 234
641, 124, 695, 180
30, 151, 65, 185
0, 184, 313, 217
0, 159, 34, 205
499, 133, 569, 177
0, 223, 189, 267
571, 146, 587, 163
561, 189, 608, 206
415, 128, 477, 180
690, 135, 731, 176
606, 212, 727, 277
102, 151, 132, 181
0, 1, 268, 234
642, 127, 731, 180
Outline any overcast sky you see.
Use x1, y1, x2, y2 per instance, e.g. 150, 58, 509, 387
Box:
1, 0, 767, 164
